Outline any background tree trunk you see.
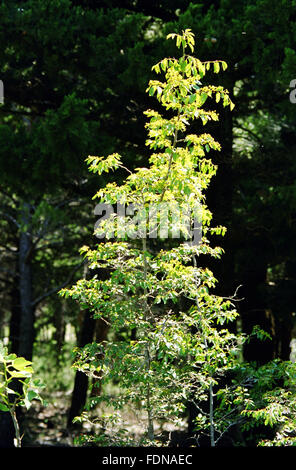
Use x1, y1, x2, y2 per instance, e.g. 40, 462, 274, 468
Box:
8, 277, 21, 354
239, 244, 273, 364
67, 310, 96, 428
18, 204, 34, 361
0, 413, 15, 448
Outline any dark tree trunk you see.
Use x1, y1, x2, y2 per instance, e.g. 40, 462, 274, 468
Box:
275, 319, 292, 360
239, 243, 274, 364
268, 259, 296, 360
67, 310, 96, 428
9, 277, 21, 354
0, 413, 15, 448
90, 319, 110, 396
18, 205, 34, 361
206, 81, 235, 299
0, 207, 34, 448
68, 266, 111, 427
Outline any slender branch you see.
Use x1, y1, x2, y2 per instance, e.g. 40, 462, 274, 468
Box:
31, 261, 85, 307
220, 284, 244, 302
214, 416, 245, 446
192, 399, 209, 417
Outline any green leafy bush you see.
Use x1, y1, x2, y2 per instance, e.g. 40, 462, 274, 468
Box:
0, 341, 44, 447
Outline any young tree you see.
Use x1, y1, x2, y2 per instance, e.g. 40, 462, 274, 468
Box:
61, 29, 240, 446
0, 341, 43, 447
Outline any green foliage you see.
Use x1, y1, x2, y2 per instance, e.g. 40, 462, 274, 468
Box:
33, 325, 76, 394
225, 360, 296, 446
1, 0, 295, 448
0, 341, 44, 447
60, 29, 241, 447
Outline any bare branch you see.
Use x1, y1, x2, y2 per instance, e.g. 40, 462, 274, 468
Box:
31, 260, 85, 307
191, 399, 209, 417
214, 416, 245, 446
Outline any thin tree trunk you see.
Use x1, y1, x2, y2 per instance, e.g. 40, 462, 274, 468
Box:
0, 413, 15, 448
90, 319, 110, 396
209, 383, 215, 447
10, 409, 21, 447
18, 204, 34, 361
142, 236, 154, 441
192, 255, 216, 446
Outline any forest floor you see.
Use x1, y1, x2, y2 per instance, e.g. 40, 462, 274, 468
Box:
22, 390, 76, 447
22, 390, 188, 447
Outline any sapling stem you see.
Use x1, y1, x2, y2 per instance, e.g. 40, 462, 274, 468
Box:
142, 235, 154, 441
10, 408, 22, 448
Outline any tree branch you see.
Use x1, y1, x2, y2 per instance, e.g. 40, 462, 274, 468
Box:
31, 261, 85, 307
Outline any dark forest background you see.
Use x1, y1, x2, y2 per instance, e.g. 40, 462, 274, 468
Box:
0, 0, 296, 447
